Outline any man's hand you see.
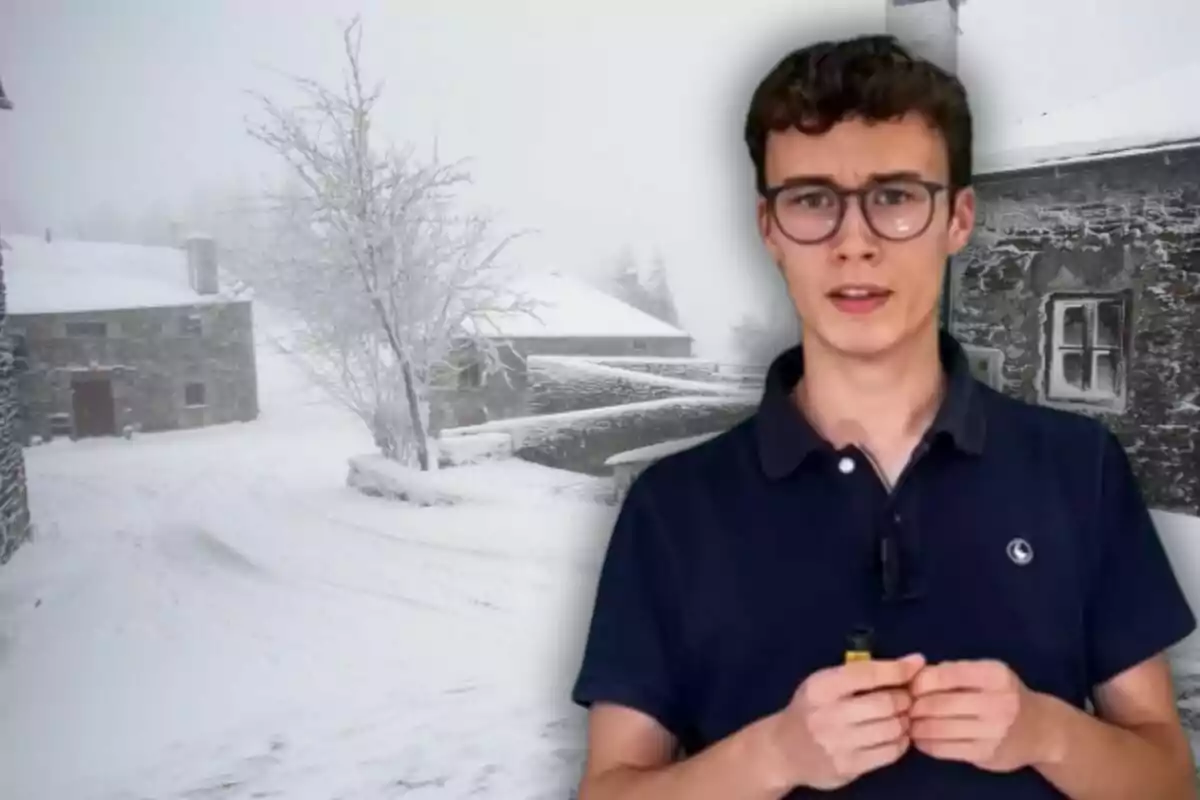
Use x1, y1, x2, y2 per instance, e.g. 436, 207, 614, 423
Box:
909, 659, 1057, 773
765, 653, 926, 791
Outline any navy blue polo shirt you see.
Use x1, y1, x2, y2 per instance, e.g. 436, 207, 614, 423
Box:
571, 331, 1196, 797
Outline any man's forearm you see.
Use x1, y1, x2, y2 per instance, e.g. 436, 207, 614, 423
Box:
1032, 693, 1196, 799
580, 713, 793, 800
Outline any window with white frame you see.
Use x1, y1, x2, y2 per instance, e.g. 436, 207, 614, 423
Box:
1043, 292, 1131, 406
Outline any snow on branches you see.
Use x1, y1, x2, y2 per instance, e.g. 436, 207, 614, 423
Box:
242, 17, 536, 470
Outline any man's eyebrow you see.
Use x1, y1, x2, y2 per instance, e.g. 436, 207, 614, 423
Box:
776, 170, 928, 187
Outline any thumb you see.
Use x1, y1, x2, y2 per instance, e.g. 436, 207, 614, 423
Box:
897, 653, 926, 679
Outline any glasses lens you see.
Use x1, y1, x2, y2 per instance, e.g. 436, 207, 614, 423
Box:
772, 180, 934, 242
773, 185, 840, 243
862, 180, 933, 240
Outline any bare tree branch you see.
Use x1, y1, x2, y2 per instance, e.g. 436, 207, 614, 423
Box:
228, 14, 539, 469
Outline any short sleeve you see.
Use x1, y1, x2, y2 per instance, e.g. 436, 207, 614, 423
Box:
570, 474, 689, 740
1085, 429, 1197, 688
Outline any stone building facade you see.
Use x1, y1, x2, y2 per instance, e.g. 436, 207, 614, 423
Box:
0, 239, 32, 564
952, 138, 1200, 515
5, 234, 258, 442
9, 301, 258, 440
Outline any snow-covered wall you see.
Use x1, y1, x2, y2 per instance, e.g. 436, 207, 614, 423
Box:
526, 357, 746, 416
430, 335, 696, 430
443, 395, 757, 476
954, 143, 1200, 515
0, 248, 32, 564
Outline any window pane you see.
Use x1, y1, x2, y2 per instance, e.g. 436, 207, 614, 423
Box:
185, 383, 206, 406
66, 322, 107, 337
1062, 351, 1085, 389
1061, 305, 1086, 347
1096, 302, 1122, 347
1094, 352, 1116, 394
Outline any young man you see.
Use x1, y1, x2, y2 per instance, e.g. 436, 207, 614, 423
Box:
570, 34, 1198, 799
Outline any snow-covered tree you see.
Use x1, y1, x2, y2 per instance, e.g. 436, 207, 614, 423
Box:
239, 17, 535, 470
596, 244, 682, 328
643, 248, 681, 327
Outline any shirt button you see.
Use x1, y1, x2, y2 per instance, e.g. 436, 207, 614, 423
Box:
838, 457, 855, 475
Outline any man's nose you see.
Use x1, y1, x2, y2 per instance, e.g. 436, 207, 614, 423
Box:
831, 196, 881, 264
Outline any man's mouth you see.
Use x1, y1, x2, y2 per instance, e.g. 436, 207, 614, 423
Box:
827, 285, 893, 314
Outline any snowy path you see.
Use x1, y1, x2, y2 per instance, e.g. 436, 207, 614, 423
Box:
4, 310, 1200, 797
0, 326, 609, 799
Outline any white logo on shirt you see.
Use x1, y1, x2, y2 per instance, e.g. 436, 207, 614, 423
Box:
1006, 538, 1034, 566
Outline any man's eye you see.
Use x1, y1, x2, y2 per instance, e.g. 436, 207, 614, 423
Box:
873, 187, 916, 205
789, 192, 831, 208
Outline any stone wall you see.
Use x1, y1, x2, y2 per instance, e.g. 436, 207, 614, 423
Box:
443, 395, 756, 475
428, 334, 695, 430
526, 357, 742, 416
0, 246, 32, 564
578, 357, 720, 382
9, 299, 258, 440
501, 335, 694, 360
952, 144, 1200, 514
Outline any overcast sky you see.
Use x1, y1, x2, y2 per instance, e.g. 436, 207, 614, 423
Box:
2, 0, 1199, 357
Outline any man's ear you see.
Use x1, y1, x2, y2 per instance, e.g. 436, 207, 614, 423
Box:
756, 196, 771, 239
757, 197, 783, 264
946, 185, 976, 255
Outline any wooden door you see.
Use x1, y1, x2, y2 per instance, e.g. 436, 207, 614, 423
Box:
72, 378, 116, 437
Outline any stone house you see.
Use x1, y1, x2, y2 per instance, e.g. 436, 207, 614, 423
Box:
0, 237, 32, 564
951, 136, 1200, 516
4, 233, 259, 441
432, 271, 694, 429
0, 75, 31, 565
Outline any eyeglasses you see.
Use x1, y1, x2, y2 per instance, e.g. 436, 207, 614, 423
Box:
762, 177, 948, 245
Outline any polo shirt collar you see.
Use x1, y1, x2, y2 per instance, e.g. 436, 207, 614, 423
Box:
754, 330, 987, 480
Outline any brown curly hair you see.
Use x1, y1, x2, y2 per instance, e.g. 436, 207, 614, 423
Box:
743, 34, 973, 196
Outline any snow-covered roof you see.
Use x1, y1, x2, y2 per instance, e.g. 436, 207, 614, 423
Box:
3, 234, 228, 315
604, 431, 722, 467
975, 59, 1200, 175
464, 271, 690, 340
977, 133, 1200, 177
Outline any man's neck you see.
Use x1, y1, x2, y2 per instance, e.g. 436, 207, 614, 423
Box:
793, 323, 946, 475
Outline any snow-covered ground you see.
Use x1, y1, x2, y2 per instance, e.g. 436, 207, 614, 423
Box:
2, 303, 1200, 798
0, 314, 613, 800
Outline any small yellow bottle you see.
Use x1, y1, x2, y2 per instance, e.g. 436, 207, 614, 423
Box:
844, 627, 873, 663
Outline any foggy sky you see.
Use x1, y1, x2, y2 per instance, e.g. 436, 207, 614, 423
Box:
2, 0, 1198, 357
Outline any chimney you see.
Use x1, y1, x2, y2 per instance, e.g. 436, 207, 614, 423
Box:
886, 0, 960, 76
184, 234, 219, 295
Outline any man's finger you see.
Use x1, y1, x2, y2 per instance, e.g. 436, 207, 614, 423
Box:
846, 736, 911, 775
911, 659, 1010, 696
807, 653, 926, 703
910, 716, 990, 742
909, 689, 983, 720
912, 738, 984, 764
838, 688, 912, 725
844, 715, 909, 751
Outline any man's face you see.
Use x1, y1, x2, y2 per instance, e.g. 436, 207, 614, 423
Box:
756, 113, 975, 359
